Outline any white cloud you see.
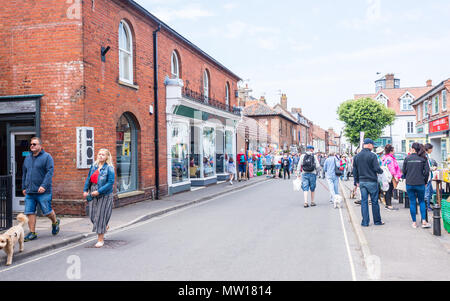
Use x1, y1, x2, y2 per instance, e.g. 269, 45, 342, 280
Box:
224, 21, 279, 39
223, 3, 237, 10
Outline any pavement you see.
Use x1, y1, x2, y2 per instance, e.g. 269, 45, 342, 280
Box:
339, 179, 450, 280
0, 175, 271, 265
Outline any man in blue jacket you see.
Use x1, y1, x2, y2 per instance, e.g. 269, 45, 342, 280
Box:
22, 137, 60, 241
353, 138, 384, 227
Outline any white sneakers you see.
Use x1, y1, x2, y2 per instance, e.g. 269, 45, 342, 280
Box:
95, 240, 104, 248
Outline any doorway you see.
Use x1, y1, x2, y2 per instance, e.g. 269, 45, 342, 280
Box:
10, 132, 35, 212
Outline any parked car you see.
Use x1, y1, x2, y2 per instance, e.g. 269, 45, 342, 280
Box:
393, 152, 408, 171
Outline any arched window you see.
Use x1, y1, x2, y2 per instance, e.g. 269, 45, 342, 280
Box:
171, 51, 180, 78
119, 20, 133, 84
116, 113, 139, 193
203, 70, 209, 103
225, 82, 230, 108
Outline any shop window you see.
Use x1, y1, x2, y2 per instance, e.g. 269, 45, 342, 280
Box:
190, 126, 202, 179
171, 123, 189, 184
116, 113, 139, 193
203, 127, 215, 177
216, 129, 224, 174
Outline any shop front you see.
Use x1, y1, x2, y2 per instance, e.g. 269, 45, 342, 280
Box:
428, 116, 449, 166
165, 78, 241, 194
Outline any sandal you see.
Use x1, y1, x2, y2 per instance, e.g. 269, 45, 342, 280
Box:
422, 222, 431, 229
304, 203, 309, 208
95, 241, 104, 248
311, 202, 317, 207
412, 222, 417, 229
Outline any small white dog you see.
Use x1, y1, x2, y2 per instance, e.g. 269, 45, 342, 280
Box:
0, 213, 28, 266
333, 194, 343, 209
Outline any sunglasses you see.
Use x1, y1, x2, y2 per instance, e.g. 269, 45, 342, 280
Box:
30, 143, 39, 146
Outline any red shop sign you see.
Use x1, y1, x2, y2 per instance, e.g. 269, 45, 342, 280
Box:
429, 116, 450, 133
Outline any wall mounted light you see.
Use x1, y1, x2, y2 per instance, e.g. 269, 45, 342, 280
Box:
101, 46, 111, 62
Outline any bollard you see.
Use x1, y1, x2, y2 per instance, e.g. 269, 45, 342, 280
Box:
433, 205, 441, 236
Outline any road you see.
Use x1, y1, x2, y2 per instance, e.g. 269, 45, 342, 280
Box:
0, 177, 367, 281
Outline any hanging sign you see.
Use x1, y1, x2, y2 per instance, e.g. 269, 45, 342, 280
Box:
77, 127, 94, 169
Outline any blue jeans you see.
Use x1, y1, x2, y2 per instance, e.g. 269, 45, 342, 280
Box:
301, 173, 317, 192
424, 181, 434, 209
359, 182, 382, 226
326, 177, 339, 201
24, 193, 53, 215
406, 184, 426, 222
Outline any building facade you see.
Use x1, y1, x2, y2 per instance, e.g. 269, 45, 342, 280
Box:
0, 0, 241, 214
411, 78, 450, 166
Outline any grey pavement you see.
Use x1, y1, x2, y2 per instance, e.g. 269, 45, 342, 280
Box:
340, 179, 450, 281
0, 175, 270, 266
0, 176, 367, 281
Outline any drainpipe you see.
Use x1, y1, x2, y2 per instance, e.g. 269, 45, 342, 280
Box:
153, 24, 161, 199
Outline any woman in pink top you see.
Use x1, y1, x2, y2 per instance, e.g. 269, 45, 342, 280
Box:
382, 144, 402, 211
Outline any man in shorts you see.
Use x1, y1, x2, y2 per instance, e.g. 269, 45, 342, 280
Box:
22, 137, 60, 241
297, 145, 320, 208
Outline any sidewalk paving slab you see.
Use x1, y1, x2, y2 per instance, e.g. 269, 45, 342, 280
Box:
0, 175, 271, 265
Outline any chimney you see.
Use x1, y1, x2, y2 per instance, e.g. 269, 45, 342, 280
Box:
385, 74, 395, 89
426, 79, 432, 87
259, 96, 266, 104
280, 93, 288, 110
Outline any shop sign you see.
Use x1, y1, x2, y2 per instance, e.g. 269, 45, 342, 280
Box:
429, 116, 449, 133
76, 127, 94, 169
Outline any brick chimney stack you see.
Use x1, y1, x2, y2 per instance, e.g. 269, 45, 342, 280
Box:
427, 79, 433, 87
280, 93, 288, 110
385, 74, 395, 89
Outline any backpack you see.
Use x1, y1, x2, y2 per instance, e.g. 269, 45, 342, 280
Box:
302, 154, 315, 172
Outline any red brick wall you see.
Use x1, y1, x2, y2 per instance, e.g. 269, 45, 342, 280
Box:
1, 0, 240, 214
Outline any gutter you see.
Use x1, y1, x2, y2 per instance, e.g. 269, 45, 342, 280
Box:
153, 24, 161, 199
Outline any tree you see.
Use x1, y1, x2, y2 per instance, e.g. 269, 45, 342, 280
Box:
337, 98, 395, 146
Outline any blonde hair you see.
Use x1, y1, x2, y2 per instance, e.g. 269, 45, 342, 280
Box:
94, 148, 114, 168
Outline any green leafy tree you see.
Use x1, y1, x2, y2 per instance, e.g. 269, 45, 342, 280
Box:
337, 98, 395, 146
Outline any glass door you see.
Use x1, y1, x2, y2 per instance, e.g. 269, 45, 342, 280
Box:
11, 132, 35, 212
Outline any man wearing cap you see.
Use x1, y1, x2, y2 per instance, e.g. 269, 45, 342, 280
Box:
297, 145, 320, 208
353, 138, 385, 227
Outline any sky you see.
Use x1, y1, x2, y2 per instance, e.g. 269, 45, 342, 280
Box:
134, 0, 450, 135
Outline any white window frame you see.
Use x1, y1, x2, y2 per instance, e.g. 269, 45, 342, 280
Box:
203, 70, 209, 103
442, 90, 447, 111
119, 20, 133, 84
376, 93, 388, 107
417, 104, 421, 121
171, 51, 180, 79
225, 83, 230, 107
423, 101, 428, 119
407, 121, 414, 134
432, 95, 439, 115
400, 93, 413, 111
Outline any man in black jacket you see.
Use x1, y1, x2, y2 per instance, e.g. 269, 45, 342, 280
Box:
353, 138, 385, 227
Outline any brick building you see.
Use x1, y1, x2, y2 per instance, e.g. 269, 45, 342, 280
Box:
0, 0, 241, 215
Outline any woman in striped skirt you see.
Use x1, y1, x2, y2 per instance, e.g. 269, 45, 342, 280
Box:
83, 149, 115, 248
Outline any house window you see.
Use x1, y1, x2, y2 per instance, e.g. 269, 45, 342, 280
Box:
407, 121, 414, 134
423, 101, 428, 119
203, 70, 210, 103
417, 105, 421, 121
432, 95, 439, 115
401, 96, 413, 111
443, 90, 447, 111
171, 51, 180, 79
225, 82, 230, 108
119, 21, 133, 84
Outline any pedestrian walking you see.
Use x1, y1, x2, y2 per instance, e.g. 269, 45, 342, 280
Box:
381, 144, 401, 211
237, 149, 247, 181
353, 138, 385, 227
424, 143, 437, 211
22, 137, 60, 242
319, 154, 327, 179
274, 152, 283, 179
323, 152, 340, 205
83, 148, 115, 248
297, 145, 320, 208
227, 156, 236, 185
403, 143, 431, 229
264, 152, 273, 176
339, 154, 348, 181
282, 154, 291, 180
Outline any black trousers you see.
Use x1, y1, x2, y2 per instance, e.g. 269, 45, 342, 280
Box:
283, 168, 290, 179
385, 182, 394, 207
